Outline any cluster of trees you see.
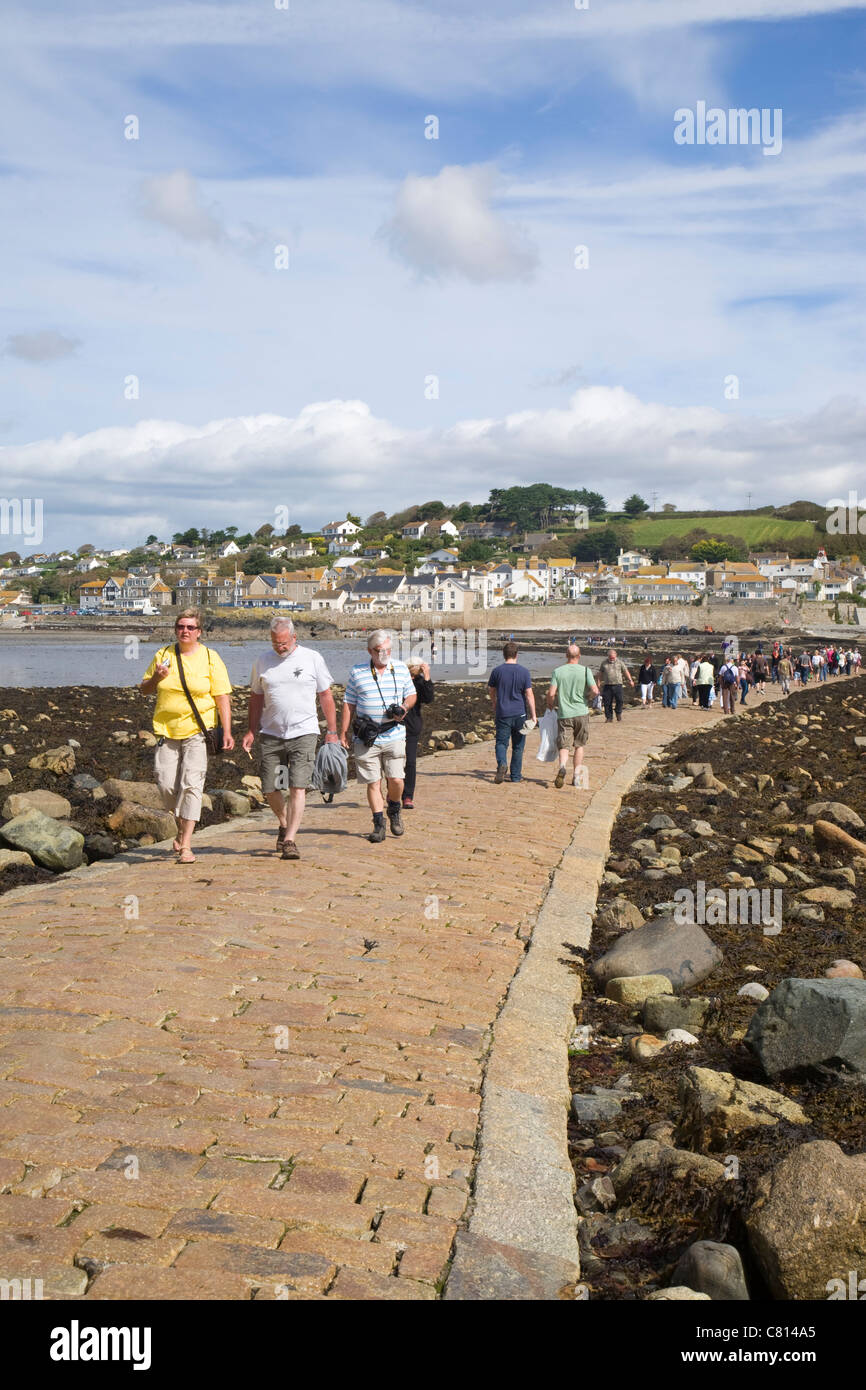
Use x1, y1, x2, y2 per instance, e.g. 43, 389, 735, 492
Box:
486, 484, 605, 530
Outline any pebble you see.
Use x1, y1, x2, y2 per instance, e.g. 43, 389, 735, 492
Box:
664, 1028, 699, 1046
825, 960, 863, 979
738, 982, 770, 1002
627, 1033, 667, 1061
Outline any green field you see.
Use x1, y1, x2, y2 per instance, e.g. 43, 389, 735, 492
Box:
599, 514, 820, 552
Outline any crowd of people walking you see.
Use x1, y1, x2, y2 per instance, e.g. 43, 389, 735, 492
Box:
140, 612, 861, 859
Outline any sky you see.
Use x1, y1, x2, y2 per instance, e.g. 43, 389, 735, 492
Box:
1, 0, 865, 551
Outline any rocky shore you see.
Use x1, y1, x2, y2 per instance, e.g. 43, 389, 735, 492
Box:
569, 674, 866, 1300
0, 679, 520, 895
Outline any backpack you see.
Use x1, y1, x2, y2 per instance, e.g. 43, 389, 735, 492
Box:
721, 664, 737, 687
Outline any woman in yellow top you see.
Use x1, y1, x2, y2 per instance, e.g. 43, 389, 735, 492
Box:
140, 608, 234, 863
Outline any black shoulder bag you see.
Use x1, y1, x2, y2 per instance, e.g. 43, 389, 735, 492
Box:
175, 644, 224, 755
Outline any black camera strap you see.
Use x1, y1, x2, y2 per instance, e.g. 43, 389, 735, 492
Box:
370, 659, 397, 713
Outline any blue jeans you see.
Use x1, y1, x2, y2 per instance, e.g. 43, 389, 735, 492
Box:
662, 682, 680, 708
495, 714, 526, 781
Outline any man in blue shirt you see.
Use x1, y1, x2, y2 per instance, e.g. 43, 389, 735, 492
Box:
340, 629, 416, 842
488, 641, 537, 784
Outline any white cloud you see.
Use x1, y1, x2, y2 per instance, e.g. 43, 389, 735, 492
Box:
4, 331, 81, 361
139, 170, 223, 243
3, 387, 863, 549
383, 164, 538, 282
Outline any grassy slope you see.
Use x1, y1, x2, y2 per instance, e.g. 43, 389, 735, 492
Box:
596, 514, 819, 550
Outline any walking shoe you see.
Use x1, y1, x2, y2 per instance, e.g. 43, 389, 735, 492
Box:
494, 765, 507, 783
276, 824, 288, 851
281, 839, 300, 860
402, 797, 414, 809
554, 767, 566, 789
388, 807, 404, 836
368, 822, 387, 843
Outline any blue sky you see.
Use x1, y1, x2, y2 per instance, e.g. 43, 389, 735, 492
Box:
1, 0, 865, 549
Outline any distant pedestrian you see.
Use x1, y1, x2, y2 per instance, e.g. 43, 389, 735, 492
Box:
547, 644, 598, 789
140, 608, 234, 864
777, 652, 793, 694
637, 656, 657, 705
738, 656, 750, 704
488, 641, 537, 784
597, 647, 635, 722
753, 651, 768, 694
660, 656, 680, 709
695, 654, 715, 709
402, 660, 434, 809
719, 652, 739, 714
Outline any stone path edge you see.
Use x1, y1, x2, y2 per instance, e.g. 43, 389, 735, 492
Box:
443, 743, 662, 1300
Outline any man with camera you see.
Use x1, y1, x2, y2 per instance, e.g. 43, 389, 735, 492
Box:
340, 629, 417, 843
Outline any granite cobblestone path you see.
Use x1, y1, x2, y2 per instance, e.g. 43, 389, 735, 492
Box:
0, 698, 746, 1300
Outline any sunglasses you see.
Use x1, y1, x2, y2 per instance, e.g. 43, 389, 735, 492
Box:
176, 624, 199, 631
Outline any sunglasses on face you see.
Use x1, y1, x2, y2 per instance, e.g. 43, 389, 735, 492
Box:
176, 625, 199, 631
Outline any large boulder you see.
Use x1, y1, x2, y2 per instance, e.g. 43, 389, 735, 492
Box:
592, 915, 723, 992
805, 801, 864, 830
746, 1141, 866, 1299
28, 745, 75, 775
2, 790, 71, 820
671, 1241, 749, 1301
745, 978, 866, 1076
105, 801, 177, 841
677, 1067, 807, 1148
101, 778, 166, 808
0, 809, 84, 870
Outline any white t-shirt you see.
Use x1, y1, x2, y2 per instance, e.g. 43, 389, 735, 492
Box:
251, 644, 333, 739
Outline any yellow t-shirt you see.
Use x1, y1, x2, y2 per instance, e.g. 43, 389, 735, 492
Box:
143, 644, 233, 740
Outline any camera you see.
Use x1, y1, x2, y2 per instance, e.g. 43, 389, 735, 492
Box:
384, 704, 405, 720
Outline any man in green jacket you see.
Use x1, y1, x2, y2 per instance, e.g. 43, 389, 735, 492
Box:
547, 644, 600, 789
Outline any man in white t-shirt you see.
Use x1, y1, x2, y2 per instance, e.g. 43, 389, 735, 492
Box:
242, 616, 339, 861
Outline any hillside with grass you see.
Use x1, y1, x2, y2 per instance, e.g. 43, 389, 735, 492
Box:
615, 513, 820, 552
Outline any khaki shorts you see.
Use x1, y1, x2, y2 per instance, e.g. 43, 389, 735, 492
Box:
260, 733, 317, 792
353, 736, 406, 784
556, 715, 590, 750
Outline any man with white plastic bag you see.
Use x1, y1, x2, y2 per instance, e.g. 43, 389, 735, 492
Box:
536, 709, 559, 763
546, 644, 599, 789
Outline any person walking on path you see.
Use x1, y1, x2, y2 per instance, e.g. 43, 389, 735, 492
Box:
719, 652, 739, 714
695, 653, 715, 709
242, 616, 339, 861
673, 653, 691, 706
140, 607, 234, 864
660, 656, 680, 709
402, 659, 434, 809
690, 655, 701, 704
778, 650, 793, 694
547, 643, 599, 789
488, 641, 537, 783
597, 646, 635, 722
738, 655, 750, 704
637, 655, 657, 705
752, 650, 768, 695
340, 629, 416, 842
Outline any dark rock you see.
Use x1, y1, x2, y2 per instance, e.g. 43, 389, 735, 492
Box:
672, 1241, 749, 1301
746, 977, 866, 1076
592, 915, 723, 992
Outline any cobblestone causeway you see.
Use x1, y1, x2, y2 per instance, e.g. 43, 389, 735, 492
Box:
0, 698, 743, 1299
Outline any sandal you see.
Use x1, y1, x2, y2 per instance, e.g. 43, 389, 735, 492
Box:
175, 848, 195, 864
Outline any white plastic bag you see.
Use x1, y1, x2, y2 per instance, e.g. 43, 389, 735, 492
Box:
536, 709, 559, 762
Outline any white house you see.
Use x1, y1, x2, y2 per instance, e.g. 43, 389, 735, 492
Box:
219, 540, 241, 557
667, 561, 707, 591
402, 520, 429, 540
322, 519, 361, 539
432, 576, 473, 614
617, 549, 653, 574
327, 537, 362, 555
438, 520, 460, 539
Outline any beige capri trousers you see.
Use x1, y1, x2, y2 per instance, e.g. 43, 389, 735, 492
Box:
154, 732, 208, 821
